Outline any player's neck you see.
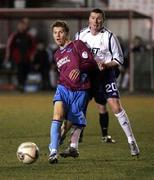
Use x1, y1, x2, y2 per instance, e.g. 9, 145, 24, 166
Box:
91, 30, 99, 35
90, 28, 99, 36
60, 40, 71, 49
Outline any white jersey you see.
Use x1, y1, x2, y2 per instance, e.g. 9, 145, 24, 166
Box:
75, 26, 124, 65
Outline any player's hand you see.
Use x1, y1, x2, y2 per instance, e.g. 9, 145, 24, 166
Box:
69, 69, 80, 80
97, 61, 106, 71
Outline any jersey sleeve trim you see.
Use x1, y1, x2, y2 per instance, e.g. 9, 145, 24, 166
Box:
113, 58, 123, 65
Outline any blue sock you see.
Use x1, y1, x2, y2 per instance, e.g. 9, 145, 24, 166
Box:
49, 120, 62, 153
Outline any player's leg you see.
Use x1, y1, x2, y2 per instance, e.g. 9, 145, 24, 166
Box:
94, 89, 115, 143
48, 101, 64, 163
104, 69, 139, 157
78, 127, 84, 142
107, 97, 139, 157
76, 93, 90, 143
60, 120, 72, 145
48, 84, 68, 164
96, 103, 108, 136
96, 103, 115, 143
60, 93, 90, 145
60, 125, 82, 158
60, 90, 88, 158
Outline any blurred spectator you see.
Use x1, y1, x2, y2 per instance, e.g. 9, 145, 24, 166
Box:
31, 40, 50, 90
4, 20, 36, 91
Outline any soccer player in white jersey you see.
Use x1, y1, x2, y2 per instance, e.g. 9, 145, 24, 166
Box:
74, 9, 117, 143
61, 8, 139, 158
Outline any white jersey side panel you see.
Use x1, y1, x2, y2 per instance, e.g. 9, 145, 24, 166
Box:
75, 27, 124, 65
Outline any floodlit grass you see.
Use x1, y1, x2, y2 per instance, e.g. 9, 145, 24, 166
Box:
0, 92, 154, 180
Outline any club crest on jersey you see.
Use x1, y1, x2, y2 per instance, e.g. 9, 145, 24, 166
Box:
82, 51, 88, 59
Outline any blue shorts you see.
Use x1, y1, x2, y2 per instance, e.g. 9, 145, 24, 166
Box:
53, 84, 89, 127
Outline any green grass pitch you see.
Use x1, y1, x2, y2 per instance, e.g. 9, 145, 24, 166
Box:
0, 93, 154, 180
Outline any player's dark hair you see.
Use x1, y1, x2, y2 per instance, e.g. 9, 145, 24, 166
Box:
51, 20, 69, 33
90, 8, 105, 21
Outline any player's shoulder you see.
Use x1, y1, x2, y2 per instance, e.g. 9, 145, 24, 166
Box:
75, 26, 90, 38
102, 27, 113, 36
73, 39, 84, 45
73, 39, 85, 46
79, 26, 90, 34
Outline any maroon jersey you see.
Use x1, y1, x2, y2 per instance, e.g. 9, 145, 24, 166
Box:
54, 40, 97, 91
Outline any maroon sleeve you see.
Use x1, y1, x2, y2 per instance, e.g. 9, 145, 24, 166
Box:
75, 40, 98, 72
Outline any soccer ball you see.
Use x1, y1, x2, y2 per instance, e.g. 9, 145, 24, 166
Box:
17, 142, 39, 164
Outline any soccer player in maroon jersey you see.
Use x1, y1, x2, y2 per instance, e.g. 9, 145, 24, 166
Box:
48, 20, 97, 164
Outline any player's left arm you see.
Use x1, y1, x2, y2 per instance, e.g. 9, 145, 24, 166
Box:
77, 40, 98, 71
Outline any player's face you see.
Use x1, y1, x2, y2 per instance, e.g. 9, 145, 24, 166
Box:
52, 26, 68, 47
89, 12, 103, 33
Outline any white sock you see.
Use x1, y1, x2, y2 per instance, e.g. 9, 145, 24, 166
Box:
115, 109, 135, 143
70, 126, 82, 149
51, 149, 57, 154
70, 143, 78, 149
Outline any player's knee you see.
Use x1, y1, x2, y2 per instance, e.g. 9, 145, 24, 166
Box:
108, 103, 122, 114
61, 121, 72, 134
108, 98, 122, 114
113, 107, 122, 114
53, 112, 63, 120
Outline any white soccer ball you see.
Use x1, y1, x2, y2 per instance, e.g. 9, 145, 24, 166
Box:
17, 142, 39, 164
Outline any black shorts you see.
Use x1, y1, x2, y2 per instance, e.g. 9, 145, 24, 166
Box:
89, 69, 120, 105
